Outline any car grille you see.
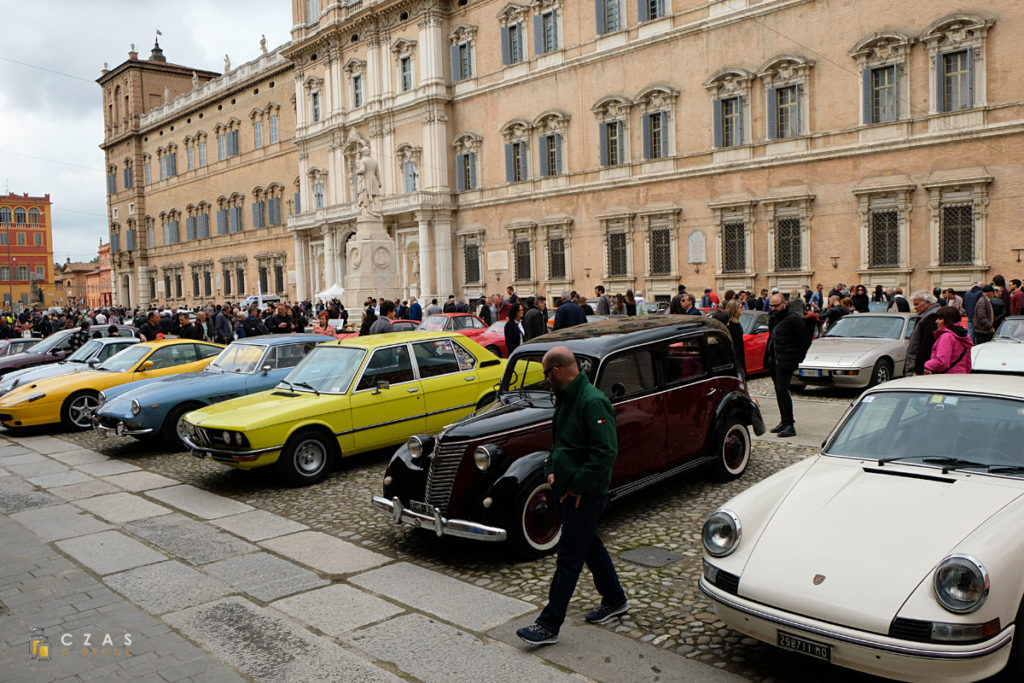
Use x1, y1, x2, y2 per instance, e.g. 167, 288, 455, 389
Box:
96, 415, 121, 430
714, 569, 741, 595
191, 426, 215, 448
424, 440, 467, 515
889, 617, 933, 643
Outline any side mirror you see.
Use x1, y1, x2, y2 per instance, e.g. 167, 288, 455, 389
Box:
52, 348, 62, 356
372, 379, 390, 395
755, 325, 770, 334
261, 364, 272, 375
87, 358, 99, 367
139, 360, 154, 371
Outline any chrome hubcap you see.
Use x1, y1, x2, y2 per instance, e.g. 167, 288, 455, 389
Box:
68, 396, 98, 427
294, 439, 326, 474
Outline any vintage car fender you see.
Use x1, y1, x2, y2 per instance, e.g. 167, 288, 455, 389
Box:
480, 450, 551, 528
381, 441, 429, 502
713, 390, 766, 436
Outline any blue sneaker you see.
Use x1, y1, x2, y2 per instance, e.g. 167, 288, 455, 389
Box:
516, 623, 558, 646
585, 600, 629, 624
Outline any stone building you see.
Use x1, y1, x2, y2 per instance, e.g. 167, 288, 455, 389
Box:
102, 1, 1024, 309
0, 192, 56, 310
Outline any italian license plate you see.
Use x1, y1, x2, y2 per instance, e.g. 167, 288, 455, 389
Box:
799, 369, 822, 378
777, 630, 832, 662
409, 500, 433, 515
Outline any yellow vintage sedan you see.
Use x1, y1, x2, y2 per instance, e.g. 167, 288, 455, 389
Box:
181, 331, 506, 486
0, 339, 223, 430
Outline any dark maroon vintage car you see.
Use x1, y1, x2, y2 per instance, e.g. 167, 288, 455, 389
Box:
0, 326, 136, 377
372, 316, 766, 557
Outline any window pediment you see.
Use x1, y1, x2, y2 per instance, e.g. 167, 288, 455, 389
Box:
591, 96, 632, 122
344, 58, 366, 75
634, 86, 678, 113
452, 132, 482, 153
534, 110, 570, 133
850, 33, 913, 66
500, 119, 532, 142
921, 15, 993, 49
757, 56, 813, 86
390, 38, 416, 56
496, 2, 529, 23
703, 68, 754, 97
450, 24, 477, 45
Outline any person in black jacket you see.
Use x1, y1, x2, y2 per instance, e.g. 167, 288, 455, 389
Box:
904, 293, 940, 376
763, 294, 810, 438
522, 296, 547, 341
504, 303, 524, 356
138, 311, 162, 342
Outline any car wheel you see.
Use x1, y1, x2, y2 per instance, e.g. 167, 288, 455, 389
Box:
60, 391, 100, 430
160, 403, 201, 451
485, 344, 502, 358
710, 418, 751, 481
509, 474, 561, 558
275, 429, 336, 487
869, 359, 893, 387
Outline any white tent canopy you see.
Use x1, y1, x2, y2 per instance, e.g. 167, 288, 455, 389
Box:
315, 283, 345, 302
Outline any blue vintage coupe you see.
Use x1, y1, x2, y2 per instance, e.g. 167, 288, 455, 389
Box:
92, 335, 327, 448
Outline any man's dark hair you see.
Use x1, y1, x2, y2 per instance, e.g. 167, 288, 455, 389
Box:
935, 306, 961, 327
380, 300, 396, 316
525, 296, 535, 308
595, 285, 605, 294
1013, 279, 1022, 287
148, 311, 159, 321
108, 325, 118, 335
677, 285, 686, 294
508, 303, 522, 319
431, 298, 438, 304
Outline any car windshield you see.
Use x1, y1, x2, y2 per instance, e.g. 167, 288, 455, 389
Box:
282, 345, 365, 393
823, 315, 903, 340
500, 352, 598, 394
995, 318, 1024, 341
826, 390, 1024, 475
26, 330, 71, 354
66, 340, 103, 363
210, 344, 266, 373
418, 315, 448, 331
97, 344, 150, 372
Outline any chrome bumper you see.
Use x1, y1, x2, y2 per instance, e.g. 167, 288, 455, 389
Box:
371, 494, 507, 542
181, 434, 280, 461
94, 419, 153, 436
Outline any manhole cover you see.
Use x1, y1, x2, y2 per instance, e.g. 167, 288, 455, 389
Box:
619, 547, 681, 568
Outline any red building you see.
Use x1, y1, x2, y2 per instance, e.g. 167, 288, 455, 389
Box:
0, 193, 56, 309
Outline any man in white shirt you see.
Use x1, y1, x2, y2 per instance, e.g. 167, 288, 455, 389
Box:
94, 310, 107, 325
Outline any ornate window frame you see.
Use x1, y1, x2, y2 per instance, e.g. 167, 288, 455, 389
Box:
530, 0, 562, 55
639, 208, 680, 286
452, 132, 482, 191
757, 56, 813, 140
850, 33, 912, 125
704, 69, 754, 149
497, 3, 530, 66
534, 110, 569, 178
456, 226, 486, 287
344, 58, 366, 110
500, 119, 532, 184
592, 96, 631, 167
449, 24, 478, 83
304, 76, 324, 122
538, 216, 573, 286
395, 144, 422, 193
761, 190, 814, 289
635, 86, 677, 160
710, 199, 757, 291
852, 177, 914, 288
308, 167, 328, 209
921, 14, 993, 115
391, 39, 417, 93
923, 168, 992, 288
505, 220, 537, 288
598, 211, 635, 289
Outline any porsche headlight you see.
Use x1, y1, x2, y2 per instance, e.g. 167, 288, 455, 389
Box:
130, 399, 141, 416
474, 444, 502, 471
934, 554, 989, 614
702, 510, 741, 558
407, 434, 434, 459
96, 391, 105, 407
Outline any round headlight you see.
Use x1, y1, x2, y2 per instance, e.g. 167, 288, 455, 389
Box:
702, 510, 741, 558
130, 399, 141, 416
234, 432, 243, 446
474, 444, 502, 471
97, 391, 105, 406
407, 434, 433, 459
934, 554, 989, 614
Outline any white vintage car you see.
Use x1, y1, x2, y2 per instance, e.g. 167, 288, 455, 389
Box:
700, 374, 1024, 682
972, 315, 1024, 375
792, 313, 918, 389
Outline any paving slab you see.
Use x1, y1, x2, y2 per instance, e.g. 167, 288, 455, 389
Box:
104, 470, 178, 492
270, 585, 404, 636
145, 484, 253, 519
49, 478, 121, 501
125, 513, 256, 565
203, 552, 329, 602
0, 466, 8, 476
13, 434, 82, 453
0, 443, 33, 458
348, 613, 581, 683
349, 562, 533, 632
211, 509, 308, 541
56, 530, 166, 575
76, 459, 141, 477
164, 596, 402, 682
489, 612, 748, 683
75, 492, 173, 524
259, 531, 390, 575
104, 560, 233, 615
0, 450, 43, 464
5, 458, 69, 478
0, 476, 62, 514
47, 448, 110, 466
10, 503, 112, 541
27, 468, 94, 489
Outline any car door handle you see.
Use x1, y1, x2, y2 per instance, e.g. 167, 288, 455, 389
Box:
706, 388, 717, 396
407, 387, 419, 393
464, 376, 476, 381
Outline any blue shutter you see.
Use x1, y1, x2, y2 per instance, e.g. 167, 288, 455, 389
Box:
293, 192, 301, 214
123, 168, 130, 188
455, 153, 466, 191
504, 144, 514, 182
712, 99, 722, 148
217, 209, 227, 234
792, 89, 801, 136
450, 44, 460, 81
642, 113, 652, 159
599, 122, 609, 166
966, 48, 975, 108
659, 112, 669, 157
534, 14, 543, 54
553, 133, 563, 174
468, 153, 476, 190
638, 0, 648, 22
126, 229, 136, 251
500, 25, 511, 65
861, 69, 872, 124
162, 223, 169, 245
110, 233, 119, 254
934, 52, 945, 112
539, 135, 549, 176
595, 0, 606, 35
519, 142, 528, 179
252, 202, 260, 228
186, 217, 195, 241
766, 87, 777, 139
893, 67, 901, 120
737, 98, 745, 144
270, 197, 281, 225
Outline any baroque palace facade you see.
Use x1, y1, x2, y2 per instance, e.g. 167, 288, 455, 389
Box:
102, 0, 1024, 309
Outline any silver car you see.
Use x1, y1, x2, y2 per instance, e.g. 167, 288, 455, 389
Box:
792, 313, 918, 389
971, 315, 1024, 375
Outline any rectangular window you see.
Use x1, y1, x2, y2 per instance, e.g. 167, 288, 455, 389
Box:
33, 233, 42, 247
718, 97, 742, 147
0, 266, 8, 281
514, 239, 531, 281
254, 121, 263, 149
167, 152, 176, 176
16, 233, 25, 246
538, 10, 558, 53
455, 152, 476, 191
17, 266, 29, 281
940, 203, 974, 265
502, 23, 524, 66
548, 237, 566, 279
400, 56, 412, 91
269, 116, 278, 144
159, 155, 167, 180
186, 216, 197, 241
722, 221, 746, 273
164, 275, 171, 298
236, 268, 245, 293
404, 161, 417, 193
28, 211, 40, 227
643, 111, 669, 159
107, 173, 116, 195
198, 141, 207, 166
311, 92, 321, 121
187, 146, 195, 171
126, 229, 137, 251
505, 141, 527, 183
144, 162, 151, 185
109, 234, 119, 255
596, 0, 621, 34
175, 274, 183, 298
870, 66, 897, 124
35, 266, 43, 280
268, 197, 282, 225
293, 191, 301, 214
353, 75, 363, 107
162, 222, 169, 245
868, 210, 899, 268
123, 166, 133, 188
649, 228, 671, 275
218, 134, 226, 160
775, 217, 801, 271
228, 130, 239, 157
600, 120, 623, 166
942, 50, 972, 112
639, 0, 665, 21
607, 232, 627, 277
0, 233, 6, 246
229, 206, 242, 233
313, 181, 325, 209
204, 271, 212, 296
775, 85, 799, 139
258, 265, 269, 293
147, 225, 154, 247
192, 272, 200, 296
464, 243, 481, 283
274, 265, 284, 293
223, 270, 231, 296
252, 200, 266, 229
539, 133, 562, 176
306, 0, 319, 23
451, 42, 472, 82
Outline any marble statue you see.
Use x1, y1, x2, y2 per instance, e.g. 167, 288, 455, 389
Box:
191, 71, 199, 89
224, 54, 231, 72
355, 146, 382, 216
260, 34, 268, 55
163, 87, 170, 104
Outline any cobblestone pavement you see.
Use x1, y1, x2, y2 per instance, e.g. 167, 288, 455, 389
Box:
40, 386, 887, 683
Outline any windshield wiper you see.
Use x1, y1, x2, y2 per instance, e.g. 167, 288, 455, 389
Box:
279, 379, 297, 392
986, 465, 1024, 475
293, 381, 320, 396
919, 457, 990, 474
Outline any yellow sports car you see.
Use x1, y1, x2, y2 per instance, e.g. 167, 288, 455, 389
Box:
0, 339, 223, 430
182, 331, 506, 486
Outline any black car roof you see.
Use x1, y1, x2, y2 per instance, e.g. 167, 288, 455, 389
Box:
512, 316, 728, 359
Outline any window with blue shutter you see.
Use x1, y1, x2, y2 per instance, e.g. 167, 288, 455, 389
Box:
198, 214, 209, 238
535, 10, 557, 54
217, 209, 228, 235
766, 88, 778, 139
501, 24, 524, 65
353, 75, 363, 107
540, 133, 562, 176
107, 173, 116, 195
229, 130, 239, 157
198, 141, 207, 166
600, 121, 622, 166
170, 220, 180, 244
187, 146, 195, 171
639, 0, 663, 22
404, 161, 417, 192
269, 116, 279, 143
123, 166, 133, 189
254, 121, 263, 149
110, 233, 119, 254
218, 134, 226, 160
451, 43, 472, 81
252, 200, 266, 228
268, 197, 281, 225
642, 112, 669, 159
230, 206, 242, 232
400, 56, 413, 91
162, 222, 169, 245
293, 192, 301, 214
126, 229, 136, 251
311, 91, 321, 121
186, 216, 196, 241
168, 152, 176, 176
455, 153, 466, 192
596, 0, 620, 35
147, 226, 154, 247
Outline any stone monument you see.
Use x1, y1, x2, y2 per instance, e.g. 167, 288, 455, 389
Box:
344, 146, 398, 308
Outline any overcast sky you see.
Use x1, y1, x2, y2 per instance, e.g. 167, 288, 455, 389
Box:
0, 0, 292, 265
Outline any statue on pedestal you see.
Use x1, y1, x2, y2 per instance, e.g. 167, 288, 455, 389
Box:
355, 146, 382, 217
191, 71, 199, 89
260, 34, 268, 55
224, 54, 231, 72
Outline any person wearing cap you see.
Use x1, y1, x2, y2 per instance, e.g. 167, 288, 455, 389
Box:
553, 290, 586, 330
972, 285, 996, 344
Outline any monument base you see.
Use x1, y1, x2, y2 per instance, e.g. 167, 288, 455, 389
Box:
344, 214, 399, 309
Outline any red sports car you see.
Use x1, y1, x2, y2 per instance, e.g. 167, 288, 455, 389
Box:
475, 321, 507, 357
738, 310, 771, 375
417, 313, 489, 343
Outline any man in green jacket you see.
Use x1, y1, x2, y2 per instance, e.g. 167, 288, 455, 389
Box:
517, 345, 628, 646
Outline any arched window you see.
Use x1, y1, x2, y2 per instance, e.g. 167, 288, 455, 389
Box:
13, 209, 27, 226
0, 207, 10, 227
28, 208, 41, 227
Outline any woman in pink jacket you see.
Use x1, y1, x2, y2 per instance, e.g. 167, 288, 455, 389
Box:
924, 306, 973, 374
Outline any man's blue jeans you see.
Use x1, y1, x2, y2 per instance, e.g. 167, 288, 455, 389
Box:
536, 491, 625, 633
